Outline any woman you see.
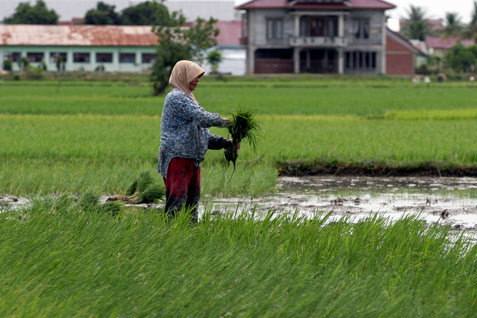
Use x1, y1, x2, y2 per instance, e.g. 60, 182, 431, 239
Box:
158, 60, 232, 221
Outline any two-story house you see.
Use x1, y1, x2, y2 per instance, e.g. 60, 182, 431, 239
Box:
237, 0, 396, 74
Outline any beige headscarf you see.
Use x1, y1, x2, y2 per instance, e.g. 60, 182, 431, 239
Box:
169, 60, 205, 104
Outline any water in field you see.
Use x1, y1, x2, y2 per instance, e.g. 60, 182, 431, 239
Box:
3, 176, 477, 235
203, 176, 477, 233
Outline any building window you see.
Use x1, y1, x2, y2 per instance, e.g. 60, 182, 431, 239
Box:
50, 52, 67, 63
266, 18, 283, 40
119, 53, 136, 63
96, 53, 113, 63
73, 53, 90, 63
5, 52, 21, 62
353, 18, 370, 39
345, 51, 376, 70
27, 52, 44, 63
141, 53, 155, 64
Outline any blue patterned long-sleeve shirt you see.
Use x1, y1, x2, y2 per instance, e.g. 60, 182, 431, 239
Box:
158, 88, 228, 178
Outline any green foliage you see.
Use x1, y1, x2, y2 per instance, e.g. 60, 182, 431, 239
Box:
120, 0, 168, 25
55, 56, 65, 72
126, 171, 165, 204
445, 43, 477, 72
464, 1, 477, 42
207, 50, 222, 72
400, 5, 431, 40
19, 57, 29, 71
78, 190, 100, 210
150, 6, 220, 95
84, 1, 121, 25
3, 0, 59, 25
442, 12, 464, 38
25, 66, 44, 80
2, 79, 477, 195
224, 110, 259, 169
3, 59, 12, 72
1, 210, 476, 317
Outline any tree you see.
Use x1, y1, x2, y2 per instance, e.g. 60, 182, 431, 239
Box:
442, 12, 463, 38
465, 1, 477, 43
4, 0, 59, 25
401, 5, 431, 41
445, 43, 476, 72
3, 59, 13, 72
207, 50, 222, 73
150, 5, 220, 95
84, 2, 121, 25
120, 1, 168, 25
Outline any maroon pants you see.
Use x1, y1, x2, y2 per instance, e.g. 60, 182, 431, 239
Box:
163, 158, 201, 221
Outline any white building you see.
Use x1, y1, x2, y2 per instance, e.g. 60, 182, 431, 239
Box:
0, 25, 157, 72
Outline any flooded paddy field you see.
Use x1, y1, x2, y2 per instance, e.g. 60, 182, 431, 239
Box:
204, 176, 477, 234
3, 176, 477, 235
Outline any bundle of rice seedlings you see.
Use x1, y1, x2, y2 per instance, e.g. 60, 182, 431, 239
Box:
125, 171, 165, 204
224, 109, 260, 171
137, 184, 165, 204
78, 190, 100, 210
79, 190, 122, 216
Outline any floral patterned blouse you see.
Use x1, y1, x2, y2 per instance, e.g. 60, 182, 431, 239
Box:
158, 88, 228, 178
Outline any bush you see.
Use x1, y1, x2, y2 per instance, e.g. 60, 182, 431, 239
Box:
415, 64, 430, 75
3, 59, 12, 71
25, 66, 44, 80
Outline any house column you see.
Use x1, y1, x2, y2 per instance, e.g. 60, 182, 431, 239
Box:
293, 47, 300, 73
247, 47, 255, 74
294, 14, 300, 37
338, 48, 344, 74
338, 15, 344, 37
66, 48, 73, 71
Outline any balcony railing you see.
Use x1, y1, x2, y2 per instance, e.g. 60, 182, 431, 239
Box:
290, 36, 346, 47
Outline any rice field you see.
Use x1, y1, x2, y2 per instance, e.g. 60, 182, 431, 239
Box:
2, 76, 477, 316
1, 77, 477, 195
1, 202, 476, 317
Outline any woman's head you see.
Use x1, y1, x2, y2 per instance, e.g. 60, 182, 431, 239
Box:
169, 60, 205, 102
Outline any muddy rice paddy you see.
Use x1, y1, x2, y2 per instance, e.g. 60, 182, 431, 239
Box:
3, 176, 477, 235
204, 176, 477, 234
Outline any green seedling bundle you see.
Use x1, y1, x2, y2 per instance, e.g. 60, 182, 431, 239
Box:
224, 109, 259, 171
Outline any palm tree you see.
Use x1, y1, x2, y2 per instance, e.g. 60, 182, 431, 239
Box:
465, 0, 477, 43
442, 12, 463, 38
401, 5, 431, 41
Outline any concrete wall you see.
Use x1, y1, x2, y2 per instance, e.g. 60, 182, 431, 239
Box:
0, 46, 156, 73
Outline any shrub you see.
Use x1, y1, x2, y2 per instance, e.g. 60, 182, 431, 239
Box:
3, 59, 12, 71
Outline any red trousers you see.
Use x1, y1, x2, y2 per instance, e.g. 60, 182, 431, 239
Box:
163, 158, 201, 221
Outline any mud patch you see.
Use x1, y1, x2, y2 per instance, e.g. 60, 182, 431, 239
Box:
0, 195, 30, 212
203, 176, 477, 235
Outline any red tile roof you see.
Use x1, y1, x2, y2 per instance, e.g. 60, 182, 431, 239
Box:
0, 25, 158, 47
426, 36, 474, 50
237, 0, 395, 10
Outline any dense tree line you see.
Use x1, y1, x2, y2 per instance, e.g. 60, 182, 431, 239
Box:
3, 0, 59, 25
3, 0, 170, 26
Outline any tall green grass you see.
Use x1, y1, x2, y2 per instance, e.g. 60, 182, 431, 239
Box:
0, 206, 476, 317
